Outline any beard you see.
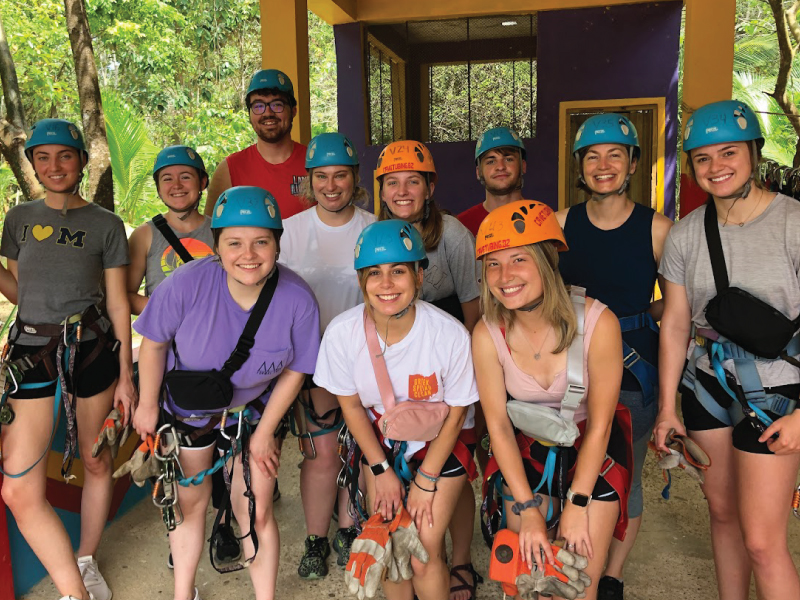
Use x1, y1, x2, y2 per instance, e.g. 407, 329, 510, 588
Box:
254, 118, 293, 144
482, 176, 521, 196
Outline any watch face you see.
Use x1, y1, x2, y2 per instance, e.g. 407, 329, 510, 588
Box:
571, 493, 590, 507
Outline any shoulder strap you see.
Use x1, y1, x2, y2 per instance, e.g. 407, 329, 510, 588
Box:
152, 214, 195, 265
561, 286, 586, 421
363, 311, 397, 411
220, 269, 280, 377
702, 201, 730, 292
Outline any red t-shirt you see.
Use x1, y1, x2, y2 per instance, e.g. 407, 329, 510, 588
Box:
226, 142, 309, 219
457, 203, 489, 237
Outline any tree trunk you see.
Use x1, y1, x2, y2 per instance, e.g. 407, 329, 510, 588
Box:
63, 0, 114, 211
767, 0, 800, 168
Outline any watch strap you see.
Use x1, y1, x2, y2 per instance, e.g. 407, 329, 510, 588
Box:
370, 459, 391, 476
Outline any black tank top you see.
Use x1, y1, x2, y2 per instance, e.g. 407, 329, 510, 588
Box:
558, 202, 658, 390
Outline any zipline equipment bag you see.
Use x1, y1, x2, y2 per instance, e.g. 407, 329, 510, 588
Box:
364, 311, 449, 442
165, 270, 279, 414
703, 201, 800, 359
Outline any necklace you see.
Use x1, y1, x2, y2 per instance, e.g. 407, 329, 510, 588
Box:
722, 193, 761, 227
519, 325, 551, 360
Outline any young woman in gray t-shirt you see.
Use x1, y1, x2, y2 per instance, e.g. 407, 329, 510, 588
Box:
655, 100, 800, 600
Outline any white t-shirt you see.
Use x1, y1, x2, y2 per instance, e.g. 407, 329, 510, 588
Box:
314, 301, 478, 460
280, 206, 377, 333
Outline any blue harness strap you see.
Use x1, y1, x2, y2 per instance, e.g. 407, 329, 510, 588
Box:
681, 332, 800, 427
618, 312, 659, 405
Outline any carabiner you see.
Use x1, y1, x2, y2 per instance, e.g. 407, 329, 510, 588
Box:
219, 409, 232, 441
792, 484, 800, 520
299, 431, 317, 460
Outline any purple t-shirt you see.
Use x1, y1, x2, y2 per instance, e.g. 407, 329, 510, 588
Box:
133, 257, 320, 425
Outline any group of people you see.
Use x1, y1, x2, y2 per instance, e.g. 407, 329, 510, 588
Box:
0, 65, 798, 600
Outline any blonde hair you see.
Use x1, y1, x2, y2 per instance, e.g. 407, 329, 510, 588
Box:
684, 139, 764, 191
480, 242, 577, 353
378, 174, 444, 252
299, 165, 371, 208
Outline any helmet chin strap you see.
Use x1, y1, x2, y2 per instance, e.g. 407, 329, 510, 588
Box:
717, 176, 753, 201
582, 147, 634, 202
319, 198, 353, 214
165, 194, 202, 221
516, 296, 544, 313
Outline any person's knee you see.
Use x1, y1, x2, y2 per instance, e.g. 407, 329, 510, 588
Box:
705, 491, 738, 525
254, 498, 275, 529
742, 528, 784, 568
302, 436, 341, 472
411, 551, 443, 579
81, 450, 112, 477
2, 481, 42, 516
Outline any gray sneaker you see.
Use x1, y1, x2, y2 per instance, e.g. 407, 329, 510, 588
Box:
77, 556, 111, 600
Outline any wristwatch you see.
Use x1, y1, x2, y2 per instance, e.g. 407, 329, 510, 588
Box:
566, 488, 592, 508
369, 459, 391, 476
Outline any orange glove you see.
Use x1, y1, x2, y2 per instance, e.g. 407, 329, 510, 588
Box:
91, 406, 131, 459
386, 506, 429, 582
345, 514, 394, 599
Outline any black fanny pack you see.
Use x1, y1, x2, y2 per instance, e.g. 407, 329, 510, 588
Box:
165, 269, 280, 414
703, 200, 799, 359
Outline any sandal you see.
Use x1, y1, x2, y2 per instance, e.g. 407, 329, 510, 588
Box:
450, 563, 483, 600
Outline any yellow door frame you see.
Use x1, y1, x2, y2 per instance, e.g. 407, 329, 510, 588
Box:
558, 97, 666, 213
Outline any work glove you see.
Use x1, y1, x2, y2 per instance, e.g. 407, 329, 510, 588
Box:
386, 506, 429, 582
516, 543, 591, 600
92, 406, 131, 459
112, 438, 161, 486
344, 514, 394, 599
651, 428, 711, 484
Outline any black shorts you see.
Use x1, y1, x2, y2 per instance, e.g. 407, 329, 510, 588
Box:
9, 338, 119, 400
681, 369, 800, 455
362, 443, 477, 479
167, 412, 273, 451
520, 417, 629, 502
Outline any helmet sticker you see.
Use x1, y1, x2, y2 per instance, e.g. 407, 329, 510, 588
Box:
265, 199, 276, 219
620, 122, 630, 136
733, 108, 747, 130
278, 74, 286, 85
346, 145, 354, 157
187, 149, 196, 160
512, 213, 526, 234
403, 238, 413, 251
511, 130, 520, 140
575, 126, 584, 142
309, 148, 315, 159
414, 145, 425, 163
684, 119, 693, 140
400, 226, 414, 251
354, 242, 361, 259
216, 203, 225, 218
68, 125, 79, 140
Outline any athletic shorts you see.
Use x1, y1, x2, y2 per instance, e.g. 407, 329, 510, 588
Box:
681, 368, 800, 455
364, 440, 477, 479
9, 338, 119, 400
168, 413, 270, 451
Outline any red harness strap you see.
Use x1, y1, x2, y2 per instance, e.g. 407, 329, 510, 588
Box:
482, 404, 633, 541
368, 408, 478, 481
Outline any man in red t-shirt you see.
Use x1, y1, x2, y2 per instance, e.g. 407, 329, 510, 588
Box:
457, 126, 527, 236
205, 69, 308, 219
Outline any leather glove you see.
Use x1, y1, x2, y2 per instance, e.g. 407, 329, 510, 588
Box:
651, 429, 711, 484
344, 514, 394, 599
516, 544, 591, 600
386, 506, 429, 582
112, 438, 161, 486
92, 406, 131, 459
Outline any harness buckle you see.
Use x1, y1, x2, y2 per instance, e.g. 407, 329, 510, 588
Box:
566, 383, 586, 397
599, 455, 616, 478
623, 349, 641, 368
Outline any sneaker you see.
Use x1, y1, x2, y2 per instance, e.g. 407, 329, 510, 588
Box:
191, 588, 202, 600
598, 575, 624, 600
77, 556, 112, 600
167, 553, 173, 570
273, 478, 281, 503
212, 523, 242, 563
297, 535, 330, 579
332, 526, 359, 567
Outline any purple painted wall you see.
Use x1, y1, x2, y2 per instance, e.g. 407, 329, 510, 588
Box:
334, 1, 681, 218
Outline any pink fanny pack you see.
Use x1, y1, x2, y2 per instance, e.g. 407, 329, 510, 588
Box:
364, 311, 449, 442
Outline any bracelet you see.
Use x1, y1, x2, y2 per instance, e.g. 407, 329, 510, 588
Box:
417, 467, 440, 483
412, 478, 437, 493
511, 495, 543, 515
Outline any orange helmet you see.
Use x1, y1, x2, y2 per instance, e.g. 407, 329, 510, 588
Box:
375, 140, 437, 185
475, 200, 568, 259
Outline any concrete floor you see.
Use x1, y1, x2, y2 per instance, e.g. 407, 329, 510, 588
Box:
21, 441, 800, 600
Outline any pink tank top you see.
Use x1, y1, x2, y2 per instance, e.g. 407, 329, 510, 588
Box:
484, 299, 608, 423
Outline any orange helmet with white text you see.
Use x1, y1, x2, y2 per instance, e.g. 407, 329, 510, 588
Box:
475, 200, 568, 259
375, 140, 437, 185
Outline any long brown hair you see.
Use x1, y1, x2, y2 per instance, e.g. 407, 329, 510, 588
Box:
378, 173, 444, 251
480, 241, 577, 353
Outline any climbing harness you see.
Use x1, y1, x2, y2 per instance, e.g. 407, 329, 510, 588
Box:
150, 424, 185, 531
618, 311, 660, 405
288, 377, 343, 460
0, 305, 119, 480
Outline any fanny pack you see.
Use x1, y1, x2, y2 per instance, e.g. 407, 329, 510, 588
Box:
166, 269, 280, 414
505, 287, 586, 447
364, 311, 450, 442
703, 200, 799, 359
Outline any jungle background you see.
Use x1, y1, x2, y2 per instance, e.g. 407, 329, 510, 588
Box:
0, 0, 798, 229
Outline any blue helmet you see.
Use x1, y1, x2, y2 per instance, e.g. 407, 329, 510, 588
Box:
25, 118, 87, 162
306, 133, 359, 169
475, 126, 526, 163
211, 186, 282, 230
153, 145, 208, 187
354, 220, 428, 270
683, 100, 764, 153
246, 69, 296, 106
573, 113, 640, 160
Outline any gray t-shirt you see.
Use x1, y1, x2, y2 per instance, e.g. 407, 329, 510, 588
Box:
145, 216, 214, 296
422, 214, 480, 304
659, 193, 800, 386
0, 200, 129, 344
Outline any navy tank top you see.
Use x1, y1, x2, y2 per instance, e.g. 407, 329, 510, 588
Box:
558, 202, 658, 390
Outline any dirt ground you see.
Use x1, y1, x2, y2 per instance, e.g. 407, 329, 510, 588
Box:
20, 439, 800, 600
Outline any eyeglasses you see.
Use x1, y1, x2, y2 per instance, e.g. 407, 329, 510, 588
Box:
249, 100, 287, 115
